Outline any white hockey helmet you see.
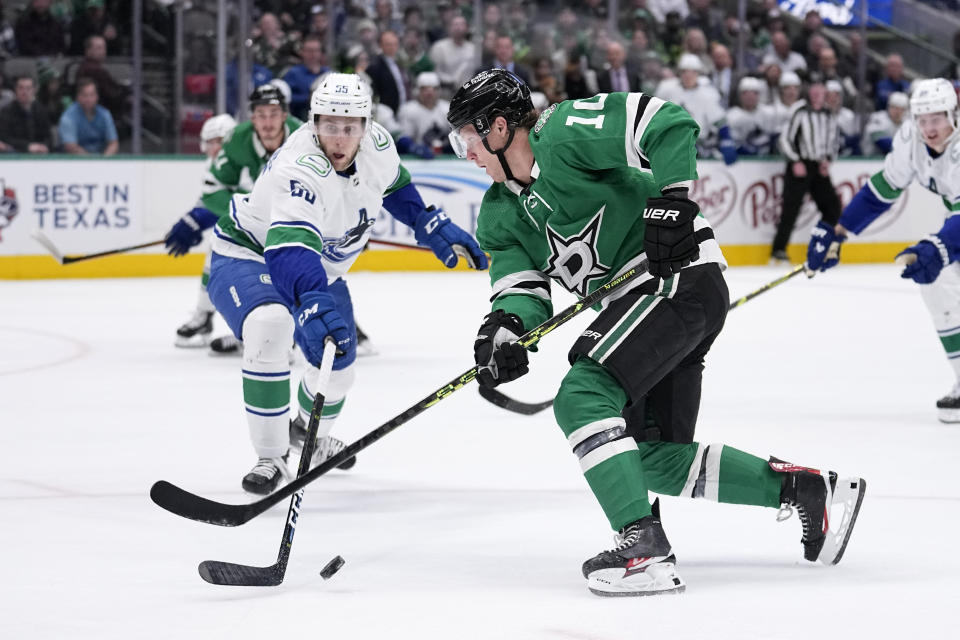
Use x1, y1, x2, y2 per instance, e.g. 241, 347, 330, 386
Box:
910, 78, 959, 128
677, 53, 703, 73
310, 73, 372, 123
738, 76, 763, 94
199, 113, 236, 152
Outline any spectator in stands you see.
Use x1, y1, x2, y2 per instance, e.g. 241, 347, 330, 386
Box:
597, 41, 638, 94
15, 0, 65, 56
626, 27, 651, 71
811, 47, 856, 102
727, 76, 777, 156
791, 9, 823, 61
58, 77, 117, 156
251, 12, 298, 76
874, 53, 910, 111
685, 0, 724, 43
225, 61, 272, 116
0, 73, 12, 109
770, 70, 802, 135
429, 14, 475, 92
563, 59, 592, 100
36, 61, 68, 123
532, 57, 563, 105
71, 35, 127, 118
0, 1, 17, 57
367, 30, 407, 114
638, 50, 666, 95
825, 80, 860, 156
282, 34, 329, 122
397, 71, 450, 154
710, 42, 734, 108
308, 4, 331, 39
0, 75, 51, 153
683, 28, 714, 75
759, 61, 781, 105
398, 27, 434, 77
863, 91, 908, 156
480, 3, 504, 35
763, 31, 806, 76
373, 0, 402, 36
648, 0, 690, 24
660, 11, 687, 65
479, 34, 532, 85
69, 0, 118, 56
804, 34, 829, 76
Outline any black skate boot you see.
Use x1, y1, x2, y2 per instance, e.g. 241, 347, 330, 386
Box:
289, 415, 356, 470
241, 455, 291, 495
935, 383, 960, 423
771, 457, 866, 565
209, 334, 242, 356
175, 310, 214, 348
581, 513, 685, 597
355, 324, 377, 357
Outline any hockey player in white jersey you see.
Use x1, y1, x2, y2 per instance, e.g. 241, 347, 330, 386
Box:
806, 78, 960, 422
206, 74, 488, 494
165, 113, 237, 347
863, 91, 908, 157
727, 76, 778, 156
655, 53, 737, 164
826, 80, 862, 157
397, 72, 452, 155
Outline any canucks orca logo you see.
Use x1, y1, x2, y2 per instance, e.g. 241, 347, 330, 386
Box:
322, 208, 376, 262
0, 179, 18, 242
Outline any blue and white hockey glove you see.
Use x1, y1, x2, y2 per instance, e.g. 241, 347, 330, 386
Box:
294, 291, 355, 370
164, 207, 219, 257
897, 238, 949, 284
805, 220, 845, 276
719, 139, 738, 165
474, 310, 528, 388
414, 206, 489, 270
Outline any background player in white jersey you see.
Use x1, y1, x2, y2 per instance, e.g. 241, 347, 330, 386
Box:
863, 91, 909, 156
163, 113, 237, 347
806, 78, 960, 422
727, 76, 778, 156
826, 80, 861, 157
397, 72, 452, 155
206, 74, 487, 494
769, 71, 803, 136
655, 53, 737, 164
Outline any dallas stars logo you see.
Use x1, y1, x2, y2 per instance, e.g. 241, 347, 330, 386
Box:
544, 206, 609, 296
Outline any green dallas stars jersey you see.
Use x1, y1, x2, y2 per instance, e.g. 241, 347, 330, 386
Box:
477, 91, 726, 330
201, 116, 303, 216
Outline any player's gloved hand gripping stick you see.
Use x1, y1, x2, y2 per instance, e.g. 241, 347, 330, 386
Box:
150, 263, 649, 527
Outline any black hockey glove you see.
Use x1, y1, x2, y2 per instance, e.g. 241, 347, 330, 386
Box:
642, 189, 701, 279
473, 310, 529, 388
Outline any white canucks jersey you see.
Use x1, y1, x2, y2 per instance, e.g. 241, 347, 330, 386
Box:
654, 77, 726, 151
835, 107, 860, 156
863, 109, 902, 157
726, 104, 778, 154
875, 119, 960, 214
397, 98, 452, 146
212, 121, 411, 281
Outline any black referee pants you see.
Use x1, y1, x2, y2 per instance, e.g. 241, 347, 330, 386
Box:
772, 160, 841, 254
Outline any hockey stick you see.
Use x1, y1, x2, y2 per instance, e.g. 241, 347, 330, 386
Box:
31, 229, 165, 265
480, 263, 807, 415
198, 339, 336, 586
150, 263, 647, 526
367, 237, 430, 251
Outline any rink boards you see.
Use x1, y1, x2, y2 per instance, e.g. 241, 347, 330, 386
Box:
0, 156, 946, 279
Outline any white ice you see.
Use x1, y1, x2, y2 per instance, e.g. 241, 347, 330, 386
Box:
1, 265, 957, 639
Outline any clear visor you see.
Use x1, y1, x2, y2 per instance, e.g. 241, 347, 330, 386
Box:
315, 118, 366, 139
448, 127, 484, 159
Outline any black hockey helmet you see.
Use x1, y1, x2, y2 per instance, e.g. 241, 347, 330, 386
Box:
447, 69, 533, 138
249, 84, 287, 111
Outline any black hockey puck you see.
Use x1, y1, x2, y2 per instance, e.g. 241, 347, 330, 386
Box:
320, 555, 345, 580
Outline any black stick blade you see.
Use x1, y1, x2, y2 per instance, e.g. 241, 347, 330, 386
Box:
150, 480, 260, 527
198, 560, 282, 586
478, 386, 554, 415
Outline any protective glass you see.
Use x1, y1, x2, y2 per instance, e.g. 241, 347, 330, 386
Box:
315, 119, 366, 138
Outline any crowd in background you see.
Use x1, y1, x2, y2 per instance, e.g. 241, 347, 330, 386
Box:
0, 0, 952, 158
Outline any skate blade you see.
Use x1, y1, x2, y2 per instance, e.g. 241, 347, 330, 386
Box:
356, 342, 378, 357
587, 565, 685, 597
819, 477, 866, 566
937, 408, 960, 423
175, 335, 212, 348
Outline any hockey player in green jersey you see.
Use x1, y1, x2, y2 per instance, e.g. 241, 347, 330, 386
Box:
447, 69, 866, 597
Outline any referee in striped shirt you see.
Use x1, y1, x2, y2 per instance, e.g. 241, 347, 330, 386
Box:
771, 81, 842, 262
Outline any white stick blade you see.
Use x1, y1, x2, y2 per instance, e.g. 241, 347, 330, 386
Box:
895, 253, 917, 267
30, 230, 65, 264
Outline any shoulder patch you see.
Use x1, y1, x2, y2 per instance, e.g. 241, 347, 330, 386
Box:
296, 154, 332, 177
370, 122, 392, 151
534, 104, 557, 134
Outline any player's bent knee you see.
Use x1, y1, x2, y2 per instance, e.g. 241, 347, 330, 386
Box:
241, 304, 293, 362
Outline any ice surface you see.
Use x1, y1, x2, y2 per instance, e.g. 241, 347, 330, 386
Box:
1, 265, 957, 639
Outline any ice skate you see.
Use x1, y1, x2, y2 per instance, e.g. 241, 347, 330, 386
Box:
581, 514, 685, 597
936, 381, 960, 423
241, 455, 291, 495
174, 310, 213, 348
356, 324, 378, 357
289, 415, 356, 470
768, 249, 791, 266
209, 334, 242, 356
771, 458, 866, 565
